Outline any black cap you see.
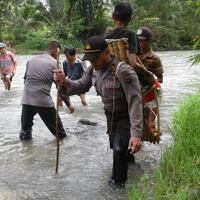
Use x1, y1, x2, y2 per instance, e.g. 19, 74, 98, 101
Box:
82, 36, 108, 61
137, 27, 152, 40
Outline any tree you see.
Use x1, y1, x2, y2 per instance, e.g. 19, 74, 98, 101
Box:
45, 0, 110, 41
188, 0, 200, 65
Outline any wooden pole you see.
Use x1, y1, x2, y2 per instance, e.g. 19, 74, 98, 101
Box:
55, 61, 60, 174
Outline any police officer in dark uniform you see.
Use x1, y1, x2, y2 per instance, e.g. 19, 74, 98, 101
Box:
54, 36, 143, 188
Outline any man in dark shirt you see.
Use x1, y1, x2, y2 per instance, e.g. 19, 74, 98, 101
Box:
104, 1, 155, 86
104, 1, 140, 67
59, 48, 87, 113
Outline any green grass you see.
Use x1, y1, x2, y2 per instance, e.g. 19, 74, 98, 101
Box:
128, 93, 200, 200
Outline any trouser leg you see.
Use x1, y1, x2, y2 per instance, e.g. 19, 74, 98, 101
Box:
38, 107, 66, 139
113, 150, 128, 183
20, 105, 37, 140
110, 120, 131, 184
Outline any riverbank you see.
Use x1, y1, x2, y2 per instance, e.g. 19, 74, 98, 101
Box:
9, 39, 193, 55
128, 93, 200, 200
13, 39, 84, 55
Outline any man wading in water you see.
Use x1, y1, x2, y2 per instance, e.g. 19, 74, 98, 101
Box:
54, 36, 143, 189
137, 27, 164, 134
19, 41, 66, 141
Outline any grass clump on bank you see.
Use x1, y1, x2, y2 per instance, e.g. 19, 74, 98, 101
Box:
128, 93, 200, 200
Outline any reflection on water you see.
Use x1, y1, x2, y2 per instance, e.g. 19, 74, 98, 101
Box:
0, 51, 199, 200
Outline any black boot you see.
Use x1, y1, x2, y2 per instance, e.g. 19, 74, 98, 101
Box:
111, 150, 128, 188
108, 177, 125, 190
19, 129, 32, 141
127, 152, 135, 163
58, 127, 67, 140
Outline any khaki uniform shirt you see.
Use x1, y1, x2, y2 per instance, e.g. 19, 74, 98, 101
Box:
139, 49, 164, 83
61, 57, 143, 137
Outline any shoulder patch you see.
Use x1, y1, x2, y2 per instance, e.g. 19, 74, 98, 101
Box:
123, 71, 132, 84
117, 62, 133, 84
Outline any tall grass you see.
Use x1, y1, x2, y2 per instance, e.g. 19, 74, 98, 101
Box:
128, 93, 200, 200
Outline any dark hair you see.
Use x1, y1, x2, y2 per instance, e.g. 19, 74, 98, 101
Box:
113, 1, 133, 21
63, 47, 76, 56
47, 41, 61, 50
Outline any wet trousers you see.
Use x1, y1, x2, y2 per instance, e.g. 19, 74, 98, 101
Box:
20, 105, 66, 140
106, 111, 131, 184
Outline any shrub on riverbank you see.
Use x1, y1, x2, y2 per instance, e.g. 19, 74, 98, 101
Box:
128, 93, 200, 200
14, 28, 83, 55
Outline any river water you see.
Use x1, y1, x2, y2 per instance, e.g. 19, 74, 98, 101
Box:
0, 51, 199, 200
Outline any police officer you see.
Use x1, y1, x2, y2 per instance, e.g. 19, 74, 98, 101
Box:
19, 41, 67, 140
54, 36, 143, 188
137, 27, 164, 133
137, 27, 164, 83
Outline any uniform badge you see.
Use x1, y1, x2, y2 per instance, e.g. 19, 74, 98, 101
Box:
137, 29, 142, 35
85, 44, 91, 50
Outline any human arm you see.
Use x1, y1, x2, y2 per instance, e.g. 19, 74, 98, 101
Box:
9, 52, 17, 74
0, 62, 2, 75
128, 31, 143, 68
78, 62, 86, 77
13, 58, 17, 74
62, 61, 68, 77
116, 63, 143, 153
54, 66, 93, 96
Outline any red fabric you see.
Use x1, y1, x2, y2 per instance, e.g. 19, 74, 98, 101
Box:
143, 81, 161, 103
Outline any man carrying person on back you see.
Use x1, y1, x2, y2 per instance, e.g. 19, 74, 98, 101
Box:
54, 36, 143, 188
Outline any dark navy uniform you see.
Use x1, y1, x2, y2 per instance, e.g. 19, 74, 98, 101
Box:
60, 57, 143, 184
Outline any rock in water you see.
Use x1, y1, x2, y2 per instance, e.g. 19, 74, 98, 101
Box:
78, 119, 98, 126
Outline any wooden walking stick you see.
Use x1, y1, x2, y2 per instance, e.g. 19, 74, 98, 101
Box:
55, 60, 60, 174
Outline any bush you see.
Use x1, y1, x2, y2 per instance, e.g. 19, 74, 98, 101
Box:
15, 26, 56, 54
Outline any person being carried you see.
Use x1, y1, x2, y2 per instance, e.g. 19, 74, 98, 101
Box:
54, 36, 143, 188
59, 47, 87, 113
104, 1, 155, 86
19, 41, 67, 141
137, 27, 164, 133
0, 42, 16, 90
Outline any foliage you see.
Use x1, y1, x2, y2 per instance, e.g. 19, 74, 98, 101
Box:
126, 0, 200, 50
190, 35, 200, 66
188, 0, 200, 65
0, 0, 200, 53
128, 93, 200, 200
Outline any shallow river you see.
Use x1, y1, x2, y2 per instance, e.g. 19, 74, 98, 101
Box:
0, 51, 199, 200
